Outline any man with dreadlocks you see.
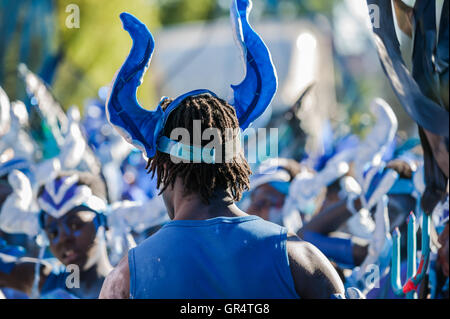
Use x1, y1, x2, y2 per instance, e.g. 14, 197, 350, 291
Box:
99, 1, 351, 299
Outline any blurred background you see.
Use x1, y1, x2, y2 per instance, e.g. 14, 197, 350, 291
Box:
0, 0, 417, 160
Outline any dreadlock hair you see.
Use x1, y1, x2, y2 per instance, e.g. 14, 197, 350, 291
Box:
147, 93, 252, 204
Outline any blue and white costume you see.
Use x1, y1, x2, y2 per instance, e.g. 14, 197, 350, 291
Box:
106, 0, 277, 164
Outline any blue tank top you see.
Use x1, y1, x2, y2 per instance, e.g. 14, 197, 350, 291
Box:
128, 215, 299, 299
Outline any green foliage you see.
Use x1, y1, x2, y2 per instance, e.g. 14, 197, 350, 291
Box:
0, 0, 57, 101
156, 0, 216, 25
1, 0, 340, 111
297, 0, 337, 16
52, 0, 161, 110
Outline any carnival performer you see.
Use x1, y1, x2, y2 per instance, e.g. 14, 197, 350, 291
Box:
99, 0, 359, 299
246, 158, 305, 233
0, 166, 170, 299
0, 171, 112, 298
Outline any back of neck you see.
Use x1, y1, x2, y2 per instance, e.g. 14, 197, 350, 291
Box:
173, 188, 247, 221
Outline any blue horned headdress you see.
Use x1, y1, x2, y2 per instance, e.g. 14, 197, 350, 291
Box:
106, 0, 277, 163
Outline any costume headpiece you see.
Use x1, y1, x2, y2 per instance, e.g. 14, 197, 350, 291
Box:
37, 174, 106, 219
106, 0, 277, 163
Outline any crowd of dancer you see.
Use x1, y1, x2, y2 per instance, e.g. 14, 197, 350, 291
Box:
0, 0, 448, 299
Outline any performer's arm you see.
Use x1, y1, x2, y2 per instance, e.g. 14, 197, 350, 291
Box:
298, 198, 361, 237
99, 254, 130, 299
286, 235, 345, 299
296, 199, 368, 266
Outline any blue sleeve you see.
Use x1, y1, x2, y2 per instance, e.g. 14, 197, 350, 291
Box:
40, 260, 69, 295
0, 242, 26, 274
302, 230, 355, 267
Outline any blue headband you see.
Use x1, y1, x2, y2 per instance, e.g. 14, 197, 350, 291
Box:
268, 181, 290, 196
106, 0, 277, 163
388, 178, 416, 195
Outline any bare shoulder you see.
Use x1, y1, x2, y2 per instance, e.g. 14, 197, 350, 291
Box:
285, 234, 345, 299
99, 254, 130, 299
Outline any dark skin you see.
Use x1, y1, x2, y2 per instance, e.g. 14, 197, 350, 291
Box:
0, 181, 12, 204
247, 182, 368, 266
297, 198, 369, 266
100, 177, 345, 299
422, 130, 449, 179
0, 254, 52, 295
0, 207, 112, 298
247, 184, 285, 221
437, 223, 449, 278
298, 158, 425, 266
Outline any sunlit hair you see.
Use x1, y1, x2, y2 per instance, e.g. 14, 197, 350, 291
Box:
146, 94, 252, 204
